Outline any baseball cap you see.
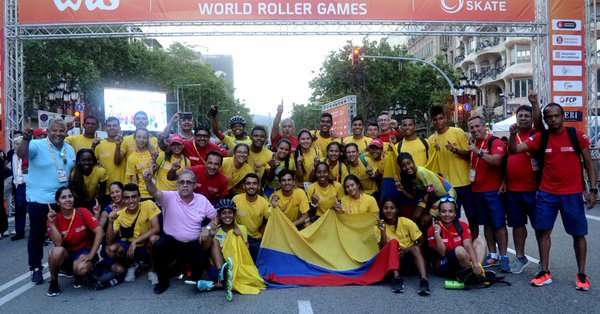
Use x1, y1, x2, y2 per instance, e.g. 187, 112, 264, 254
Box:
369, 139, 384, 149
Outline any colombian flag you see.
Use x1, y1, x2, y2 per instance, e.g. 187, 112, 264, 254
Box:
257, 208, 399, 286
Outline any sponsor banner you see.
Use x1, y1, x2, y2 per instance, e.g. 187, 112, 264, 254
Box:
37, 110, 75, 129
552, 50, 582, 62
552, 65, 583, 77
552, 34, 582, 47
553, 80, 583, 92
19, 0, 536, 24
549, 0, 587, 132
551, 19, 582, 31
322, 96, 355, 137
553, 95, 583, 107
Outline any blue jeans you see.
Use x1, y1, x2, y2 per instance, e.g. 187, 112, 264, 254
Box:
28, 202, 51, 270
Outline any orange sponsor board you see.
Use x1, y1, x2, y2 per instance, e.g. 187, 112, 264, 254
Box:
324, 104, 351, 137
548, 0, 587, 132
20, 0, 535, 24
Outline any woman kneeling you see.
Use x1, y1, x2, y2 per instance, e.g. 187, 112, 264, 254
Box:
47, 187, 104, 296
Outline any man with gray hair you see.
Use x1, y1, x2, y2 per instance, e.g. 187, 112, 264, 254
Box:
271, 102, 298, 151
144, 168, 217, 294
17, 118, 76, 284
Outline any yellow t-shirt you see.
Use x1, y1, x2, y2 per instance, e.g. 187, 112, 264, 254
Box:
95, 140, 126, 193
428, 127, 471, 188
82, 166, 108, 199
222, 134, 252, 150
365, 154, 385, 175
341, 162, 378, 195
306, 181, 344, 216
221, 157, 255, 194
233, 194, 271, 238
248, 147, 273, 179
122, 134, 159, 156
343, 136, 372, 153
297, 146, 321, 183
384, 217, 422, 248
155, 152, 191, 191
215, 225, 248, 249
125, 150, 154, 199
271, 188, 309, 222
113, 200, 161, 243
326, 160, 344, 183
312, 132, 338, 157
340, 193, 379, 215
65, 135, 95, 153
399, 138, 430, 168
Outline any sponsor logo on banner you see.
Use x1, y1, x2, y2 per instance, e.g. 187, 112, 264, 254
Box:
563, 111, 583, 122
552, 19, 582, 31
440, 0, 509, 14
552, 50, 582, 62
552, 65, 583, 77
553, 80, 583, 92
553, 95, 583, 107
552, 34, 582, 47
53, 0, 120, 12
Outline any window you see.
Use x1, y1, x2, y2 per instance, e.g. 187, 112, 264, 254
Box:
513, 79, 533, 98
511, 44, 531, 65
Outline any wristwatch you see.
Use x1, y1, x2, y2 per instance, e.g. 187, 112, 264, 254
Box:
477, 150, 484, 158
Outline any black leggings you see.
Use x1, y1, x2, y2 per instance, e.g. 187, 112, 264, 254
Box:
152, 234, 209, 285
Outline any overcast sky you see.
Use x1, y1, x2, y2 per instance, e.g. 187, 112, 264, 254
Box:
157, 35, 377, 117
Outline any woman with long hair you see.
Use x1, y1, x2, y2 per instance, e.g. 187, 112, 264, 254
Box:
324, 141, 344, 183
307, 161, 344, 218
295, 129, 320, 189
336, 175, 379, 215
154, 135, 191, 191
264, 139, 295, 197
125, 128, 156, 200
221, 143, 254, 196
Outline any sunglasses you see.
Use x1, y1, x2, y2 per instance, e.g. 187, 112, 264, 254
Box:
438, 195, 456, 203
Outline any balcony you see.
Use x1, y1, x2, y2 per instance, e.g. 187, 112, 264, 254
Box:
475, 37, 501, 52
471, 65, 506, 85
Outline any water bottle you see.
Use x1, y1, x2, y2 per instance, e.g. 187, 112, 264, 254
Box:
444, 280, 465, 290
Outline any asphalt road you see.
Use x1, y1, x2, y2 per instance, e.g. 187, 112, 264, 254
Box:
1, 205, 600, 314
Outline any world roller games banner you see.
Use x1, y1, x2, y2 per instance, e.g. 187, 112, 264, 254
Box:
20, 0, 535, 24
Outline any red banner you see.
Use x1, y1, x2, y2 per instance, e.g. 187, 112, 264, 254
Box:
19, 0, 536, 25
548, 0, 587, 132
324, 104, 351, 137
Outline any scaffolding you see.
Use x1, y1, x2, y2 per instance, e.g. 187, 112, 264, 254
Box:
4, 0, 598, 143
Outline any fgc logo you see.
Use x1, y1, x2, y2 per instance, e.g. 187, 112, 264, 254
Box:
441, 0, 464, 14
53, 0, 120, 12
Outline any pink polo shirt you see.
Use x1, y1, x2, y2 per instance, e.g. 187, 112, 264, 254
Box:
159, 191, 217, 242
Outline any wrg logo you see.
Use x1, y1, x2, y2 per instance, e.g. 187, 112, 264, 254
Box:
441, 0, 464, 14
53, 0, 120, 12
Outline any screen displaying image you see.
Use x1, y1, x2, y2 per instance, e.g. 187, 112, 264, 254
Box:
103, 88, 167, 131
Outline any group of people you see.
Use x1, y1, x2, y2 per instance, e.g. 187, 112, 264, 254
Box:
4, 93, 597, 299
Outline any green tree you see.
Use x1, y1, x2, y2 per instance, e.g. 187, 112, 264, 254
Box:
290, 103, 322, 131
310, 39, 457, 124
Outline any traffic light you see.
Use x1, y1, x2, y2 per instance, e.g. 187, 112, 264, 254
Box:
457, 104, 464, 112
74, 111, 81, 118
351, 47, 362, 65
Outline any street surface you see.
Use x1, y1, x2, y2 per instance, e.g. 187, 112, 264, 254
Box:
1, 205, 600, 314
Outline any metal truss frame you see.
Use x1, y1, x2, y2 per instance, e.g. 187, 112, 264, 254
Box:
3, 0, 595, 143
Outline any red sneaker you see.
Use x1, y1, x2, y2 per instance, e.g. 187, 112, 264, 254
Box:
530, 271, 553, 287
576, 273, 590, 291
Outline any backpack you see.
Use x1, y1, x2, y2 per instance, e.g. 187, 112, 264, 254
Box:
535, 127, 583, 181
399, 137, 430, 160
460, 269, 512, 289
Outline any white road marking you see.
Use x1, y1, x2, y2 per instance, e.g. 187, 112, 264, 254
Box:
0, 263, 48, 294
298, 300, 314, 314
0, 272, 50, 307
586, 214, 600, 222
507, 248, 540, 264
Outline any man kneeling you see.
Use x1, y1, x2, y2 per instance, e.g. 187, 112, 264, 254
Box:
144, 169, 217, 294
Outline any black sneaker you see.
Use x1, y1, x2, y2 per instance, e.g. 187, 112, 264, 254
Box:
391, 277, 405, 293
10, 234, 24, 241
418, 279, 431, 296
153, 282, 169, 294
46, 281, 62, 297
31, 268, 44, 285
73, 276, 84, 289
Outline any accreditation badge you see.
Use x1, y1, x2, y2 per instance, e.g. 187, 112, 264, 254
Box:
469, 169, 476, 182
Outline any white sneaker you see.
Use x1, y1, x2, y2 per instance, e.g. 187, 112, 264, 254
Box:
147, 271, 158, 285
125, 264, 138, 282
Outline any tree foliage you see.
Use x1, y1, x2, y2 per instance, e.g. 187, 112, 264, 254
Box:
309, 38, 458, 124
290, 103, 322, 131
23, 39, 251, 129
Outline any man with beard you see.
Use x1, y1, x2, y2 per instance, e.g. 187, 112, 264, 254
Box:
145, 169, 217, 294
247, 126, 273, 182
65, 116, 99, 153
343, 116, 372, 153
18, 119, 76, 284
510, 103, 597, 291
190, 151, 228, 205
233, 173, 271, 260
468, 116, 509, 272
183, 126, 228, 167
312, 112, 338, 157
